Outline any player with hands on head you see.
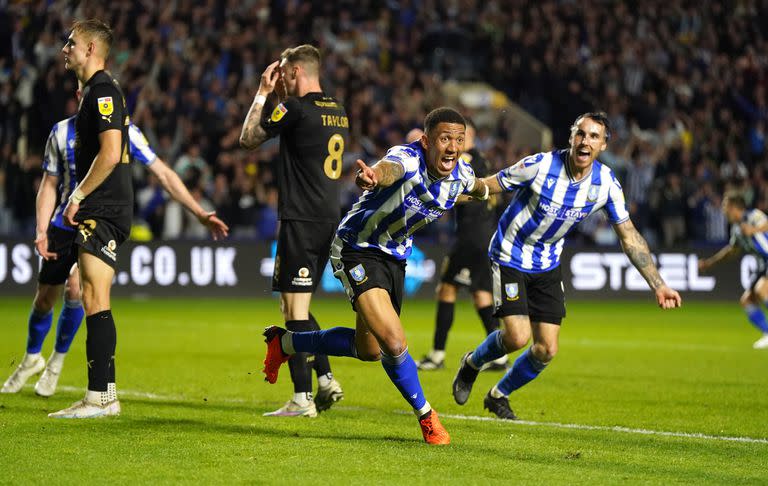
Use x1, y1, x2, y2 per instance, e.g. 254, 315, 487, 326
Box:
240, 45, 348, 417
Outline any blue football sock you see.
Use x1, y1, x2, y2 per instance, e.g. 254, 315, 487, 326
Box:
497, 347, 548, 396
291, 327, 357, 358
745, 305, 768, 333
470, 330, 506, 368
381, 348, 428, 413
54, 300, 85, 353
26, 308, 53, 354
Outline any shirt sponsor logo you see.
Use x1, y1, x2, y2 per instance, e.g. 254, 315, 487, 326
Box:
271, 103, 288, 122
404, 194, 444, 219
97, 97, 114, 116
539, 201, 589, 222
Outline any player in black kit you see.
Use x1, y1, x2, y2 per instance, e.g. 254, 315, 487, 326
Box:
240, 45, 348, 417
417, 120, 508, 371
49, 19, 129, 418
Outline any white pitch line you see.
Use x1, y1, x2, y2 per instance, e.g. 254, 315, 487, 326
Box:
55, 386, 768, 445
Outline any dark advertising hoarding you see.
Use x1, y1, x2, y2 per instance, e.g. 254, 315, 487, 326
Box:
0, 239, 751, 301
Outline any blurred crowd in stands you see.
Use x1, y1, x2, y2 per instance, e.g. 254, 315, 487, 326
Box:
1, 0, 767, 248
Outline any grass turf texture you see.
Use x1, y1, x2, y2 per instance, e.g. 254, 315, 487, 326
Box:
0, 297, 766, 484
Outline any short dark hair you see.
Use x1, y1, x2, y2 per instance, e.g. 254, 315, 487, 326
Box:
424, 107, 466, 135
281, 44, 321, 76
72, 19, 113, 57
724, 192, 746, 209
572, 111, 611, 141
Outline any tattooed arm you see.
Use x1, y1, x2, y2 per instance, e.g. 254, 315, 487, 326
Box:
354, 159, 405, 190
614, 219, 682, 309
239, 60, 280, 150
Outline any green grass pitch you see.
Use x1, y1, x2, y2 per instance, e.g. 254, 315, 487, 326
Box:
0, 296, 766, 484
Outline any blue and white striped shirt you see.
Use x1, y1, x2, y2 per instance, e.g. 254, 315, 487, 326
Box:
43, 117, 158, 231
337, 141, 476, 260
490, 149, 630, 272
730, 209, 768, 260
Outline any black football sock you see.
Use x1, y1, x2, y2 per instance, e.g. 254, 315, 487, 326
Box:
432, 301, 454, 351
85, 310, 116, 392
308, 312, 332, 378
477, 305, 497, 335
286, 320, 314, 394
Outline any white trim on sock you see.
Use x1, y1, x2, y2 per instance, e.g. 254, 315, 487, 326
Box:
281, 331, 295, 355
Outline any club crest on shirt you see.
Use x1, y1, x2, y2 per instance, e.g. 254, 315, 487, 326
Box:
449, 181, 460, 198
505, 283, 519, 301
349, 264, 367, 284
271, 103, 288, 122
97, 97, 114, 116
587, 184, 600, 202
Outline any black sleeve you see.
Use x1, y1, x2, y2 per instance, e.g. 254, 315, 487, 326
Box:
89, 84, 125, 133
261, 97, 302, 137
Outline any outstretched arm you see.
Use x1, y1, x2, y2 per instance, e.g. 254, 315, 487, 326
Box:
354, 159, 404, 190
148, 158, 229, 240
614, 219, 682, 309
698, 244, 740, 272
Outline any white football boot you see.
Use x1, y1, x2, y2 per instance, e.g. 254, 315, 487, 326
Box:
1, 354, 46, 393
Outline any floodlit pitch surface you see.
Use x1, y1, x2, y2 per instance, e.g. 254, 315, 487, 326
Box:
0, 297, 766, 483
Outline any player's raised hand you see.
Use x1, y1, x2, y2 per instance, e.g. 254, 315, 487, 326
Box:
197, 211, 229, 241
655, 285, 682, 309
355, 159, 377, 191
34, 231, 57, 260
258, 60, 281, 97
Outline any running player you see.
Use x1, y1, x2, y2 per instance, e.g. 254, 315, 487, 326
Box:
240, 45, 347, 417
418, 119, 506, 371
1, 110, 228, 397
452, 112, 682, 419
262, 107, 491, 444
699, 192, 768, 349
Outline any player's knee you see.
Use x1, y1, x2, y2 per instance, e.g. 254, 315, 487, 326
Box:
64, 280, 81, 302
500, 329, 529, 352
356, 349, 382, 362
531, 341, 557, 363
740, 292, 758, 307
33, 286, 57, 313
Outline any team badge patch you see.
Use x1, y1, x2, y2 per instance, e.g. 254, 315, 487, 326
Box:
449, 181, 460, 198
505, 283, 519, 301
587, 184, 600, 202
97, 97, 114, 116
349, 264, 366, 282
271, 103, 288, 122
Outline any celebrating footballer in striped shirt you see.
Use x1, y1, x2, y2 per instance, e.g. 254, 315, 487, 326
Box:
452, 112, 682, 420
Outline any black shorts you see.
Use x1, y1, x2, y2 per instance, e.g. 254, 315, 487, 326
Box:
440, 245, 492, 292
272, 220, 337, 293
73, 206, 131, 270
492, 262, 566, 324
38, 225, 79, 285
330, 237, 406, 315
749, 259, 768, 291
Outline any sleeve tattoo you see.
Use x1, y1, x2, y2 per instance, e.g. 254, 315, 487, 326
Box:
373, 161, 405, 187
239, 100, 269, 149
619, 222, 665, 290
